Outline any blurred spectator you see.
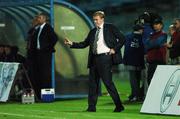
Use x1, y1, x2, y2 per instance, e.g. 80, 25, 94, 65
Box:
167, 24, 176, 47
26, 16, 40, 101
145, 19, 167, 85
4, 45, 13, 62
26, 15, 39, 58
167, 24, 177, 64
136, 12, 155, 95
138, 12, 163, 54
0, 45, 5, 61
123, 24, 145, 102
11, 46, 26, 64
168, 19, 180, 64
3, 45, 25, 63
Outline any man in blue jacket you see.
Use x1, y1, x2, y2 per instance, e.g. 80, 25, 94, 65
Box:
123, 24, 145, 102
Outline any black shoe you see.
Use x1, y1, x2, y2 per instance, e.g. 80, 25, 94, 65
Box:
129, 96, 144, 102
113, 106, 124, 112
86, 108, 96, 112
129, 96, 138, 102
128, 95, 134, 99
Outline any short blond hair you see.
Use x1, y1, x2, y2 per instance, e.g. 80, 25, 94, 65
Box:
93, 11, 105, 18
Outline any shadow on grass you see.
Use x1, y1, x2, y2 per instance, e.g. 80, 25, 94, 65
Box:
100, 100, 143, 106
55, 97, 86, 101
123, 100, 143, 105
61, 110, 89, 113
0, 101, 21, 105
140, 112, 180, 117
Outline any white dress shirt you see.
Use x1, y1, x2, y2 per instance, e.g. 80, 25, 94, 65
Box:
96, 23, 110, 54
37, 22, 46, 49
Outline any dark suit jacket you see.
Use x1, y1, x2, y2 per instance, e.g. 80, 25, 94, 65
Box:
71, 23, 125, 68
31, 23, 57, 53
27, 27, 38, 51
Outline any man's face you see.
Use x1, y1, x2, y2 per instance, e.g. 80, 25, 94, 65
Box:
37, 15, 46, 25
153, 23, 163, 31
169, 28, 175, 36
93, 15, 104, 28
32, 17, 38, 27
174, 20, 180, 30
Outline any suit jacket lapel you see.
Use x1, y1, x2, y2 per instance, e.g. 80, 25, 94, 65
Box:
89, 28, 97, 49
91, 28, 96, 42
103, 23, 108, 43
40, 24, 46, 38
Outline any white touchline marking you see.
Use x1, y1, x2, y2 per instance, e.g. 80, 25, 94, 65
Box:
14, 108, 58, 113
0, 108, 124, 119
0, 112, 66, 119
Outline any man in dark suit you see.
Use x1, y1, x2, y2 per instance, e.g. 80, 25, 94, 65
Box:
64, 11, 125, 112
28, 13, 57, 99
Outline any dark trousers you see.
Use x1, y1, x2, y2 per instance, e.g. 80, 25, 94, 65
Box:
28, 50, 52, 99
27, 51, 38, 97
147, 61, 165, 85
88, 54, 122, 109
129, 70, 141, 98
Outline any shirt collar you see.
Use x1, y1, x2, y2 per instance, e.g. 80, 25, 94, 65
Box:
97, 22, 104, 29
40, 22, 46, 29
35, 25, 39, 29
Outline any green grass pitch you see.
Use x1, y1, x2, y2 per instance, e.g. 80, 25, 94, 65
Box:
0, 74, 179, 119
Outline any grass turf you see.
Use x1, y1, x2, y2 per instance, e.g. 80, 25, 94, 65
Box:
0, 74, 179, 119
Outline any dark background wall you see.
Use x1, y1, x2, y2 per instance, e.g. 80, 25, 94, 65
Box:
65, 0, 180, 33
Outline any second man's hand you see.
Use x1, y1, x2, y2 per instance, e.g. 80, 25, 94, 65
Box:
109, 48, 115, 55
64, 37, 73, 46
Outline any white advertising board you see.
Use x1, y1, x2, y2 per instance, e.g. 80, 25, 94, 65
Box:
0, 62, 19, 102
141, 65, 180, 115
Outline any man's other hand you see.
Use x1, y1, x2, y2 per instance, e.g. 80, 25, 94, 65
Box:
64, 38, 73, 46
109, 49, 115, 55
